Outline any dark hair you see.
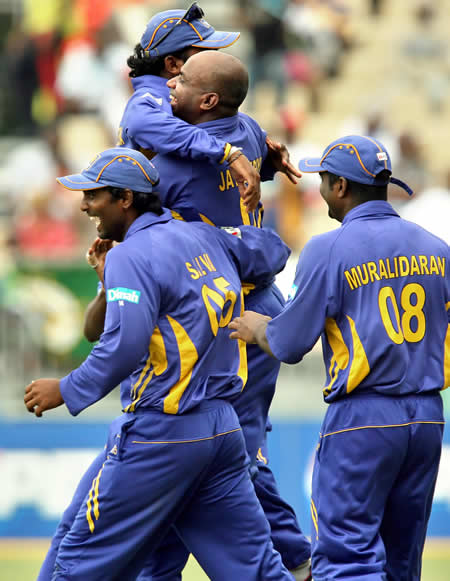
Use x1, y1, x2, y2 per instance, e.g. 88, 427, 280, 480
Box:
327, 170, 390, 201
109, 187, 163, 216
127, 43, 192, 78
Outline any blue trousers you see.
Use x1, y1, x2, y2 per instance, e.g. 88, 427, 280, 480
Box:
49, 401, 291, 581
136, 439, 310, 581
40, 432, 309, 580
311, 392, 444, 581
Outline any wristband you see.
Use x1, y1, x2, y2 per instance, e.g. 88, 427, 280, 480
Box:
226, 146, 243, 164
219, 142, 232, 164
227, 150, 244, 165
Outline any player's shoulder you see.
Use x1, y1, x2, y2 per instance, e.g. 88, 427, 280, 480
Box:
400, 217, 449, 251
304, 228, 343, 253
295, 230, 340, 271
237, 112, 265, 136
128, 79, 169, 112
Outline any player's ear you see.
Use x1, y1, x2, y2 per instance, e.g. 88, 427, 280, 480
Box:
164, 54, 184, 76
121, 188, 134, 209
200, 92, 219, 111
336, 176, 349, 198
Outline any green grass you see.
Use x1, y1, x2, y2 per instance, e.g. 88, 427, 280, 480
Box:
0, 540, 208, 581
1, 538, 449, 580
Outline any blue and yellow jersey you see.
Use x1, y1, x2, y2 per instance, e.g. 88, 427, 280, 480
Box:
153, 113, 274, 229
266, 201, 450, 402
60, 211, 290, 416
117, 75, 228, 162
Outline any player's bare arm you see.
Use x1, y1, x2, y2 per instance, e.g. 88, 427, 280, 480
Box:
229, 311, 274, 357
24, 379, 64, 417
84, 289, 106, 342
265, 136, 302, 185
228, 151, 261, 213
84, 238, 112, 341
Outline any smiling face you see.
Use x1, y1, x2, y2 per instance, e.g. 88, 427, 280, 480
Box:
166, 54, 216, 124
80, 187, 129, 242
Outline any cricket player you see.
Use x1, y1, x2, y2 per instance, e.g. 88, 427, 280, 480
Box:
229, 135, 449, 581
148, 49, 311, 579
24, 147, 294, 581
117, 2, 261, 212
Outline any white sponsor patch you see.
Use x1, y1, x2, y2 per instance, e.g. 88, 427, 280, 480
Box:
376, 151, 388, 161
107, 287, 141, 304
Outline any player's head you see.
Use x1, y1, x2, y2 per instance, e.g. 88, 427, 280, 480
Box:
57, 148, 162, 241
298, 135, 413, 222
128, 3, 240, 79
167, 50, 248, 125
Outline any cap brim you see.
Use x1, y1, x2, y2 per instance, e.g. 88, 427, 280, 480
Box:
191, 30, 240, 49
57, 174, 106, 191
298, 157, 324, 173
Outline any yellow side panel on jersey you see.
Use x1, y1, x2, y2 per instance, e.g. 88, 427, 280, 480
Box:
237, 289, 248, 390
126, 326, 168, 412
324, 316, 370, 396
151, 326, 169, 376
443, 302, 450, 390
346, 315, 370, 393
163, 315, 199, 414
324, 318, 349, 396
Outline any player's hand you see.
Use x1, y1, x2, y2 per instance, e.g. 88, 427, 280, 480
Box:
86, 238, 114, 284
229, 311, 272, 343
24, 379, 64, 417
266, 136, 302, 184
228, 153, 261, 212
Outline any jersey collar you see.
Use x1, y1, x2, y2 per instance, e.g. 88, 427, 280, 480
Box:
342, 200, 399, 225
197, 114, 239, 135
131, 75, 170, 93
125, 208, 173, 239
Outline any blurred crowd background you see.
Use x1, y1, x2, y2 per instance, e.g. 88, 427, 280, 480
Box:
0, 0, 449, 418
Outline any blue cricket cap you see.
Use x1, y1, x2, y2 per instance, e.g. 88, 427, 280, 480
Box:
141, 5, 240, 58
298, 135, 413, 195
57, 148, 159, 193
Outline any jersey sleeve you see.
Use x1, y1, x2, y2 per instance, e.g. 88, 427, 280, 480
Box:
259, 135, 277, 182
239, 113, 275, 183
259, 156, 277, 182
128, 97, 229, 163
266, 235, 332, 363
60, 246, 160, 415
216, 225, 290, 285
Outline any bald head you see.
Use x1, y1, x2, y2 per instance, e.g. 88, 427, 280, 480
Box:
189, 51, 249, 110
167, 50, 249, 124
